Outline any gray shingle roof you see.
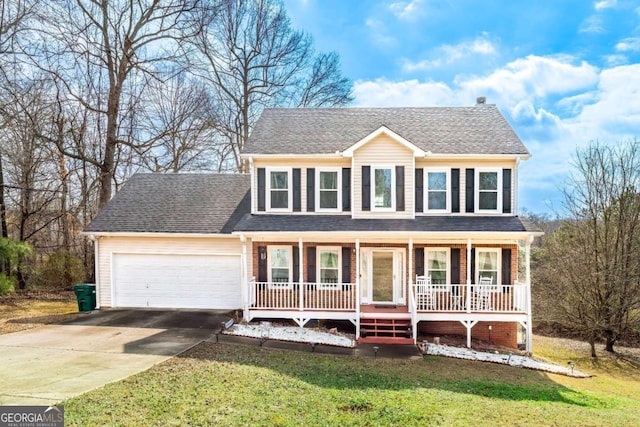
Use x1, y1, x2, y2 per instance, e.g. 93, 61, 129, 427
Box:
233, 214, 542, 233
84, 173, 251, 234
244, 106, 529, 156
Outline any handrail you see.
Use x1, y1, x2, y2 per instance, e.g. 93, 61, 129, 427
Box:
414, 283, 527, 313
250, 281, 357, 311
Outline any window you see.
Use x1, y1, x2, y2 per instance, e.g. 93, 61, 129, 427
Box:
372, 166, 394, 210
426, 249, 449, 289
316, 169, 341, 211
317, 248, 340, 287
476, 248, 500, 285
476, 169, 502, 212
269, 246, 291, 283
267, 168, 291, 211
425, 169, 449, 212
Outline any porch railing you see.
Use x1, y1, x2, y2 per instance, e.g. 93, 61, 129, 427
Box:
413, 282, 528, 313
249, 279, 357, 311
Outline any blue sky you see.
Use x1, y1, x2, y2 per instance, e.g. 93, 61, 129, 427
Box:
283, 0, 640, 215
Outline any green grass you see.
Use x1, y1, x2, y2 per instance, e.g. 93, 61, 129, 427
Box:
62, 337, 640, 426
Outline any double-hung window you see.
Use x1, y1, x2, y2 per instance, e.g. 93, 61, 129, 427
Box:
476, 169, 502, 213
372, 166, 394, 210
425, 248, 449, 289
476, 248, 500, 287
425, 169, 449, 212
316, 169, 341, 211
267, 168, 291, 211
318, 247, 341, 288
269, 246, 291, 285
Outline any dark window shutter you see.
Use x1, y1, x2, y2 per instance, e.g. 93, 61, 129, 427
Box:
362, 166, 371, 211
257, 168, 266, 212
306, 246, 316, 282
342, 247, 351, 283
451, 248, 460, 285
502, 169, 512, 214
306, 168, 315, 212
451, 168, 460, 213
471, 248, 476, 284
502, 248, 512, 285
258, 246, 267, 282
415, 248, 424, 277
396, 166, 405, 211
293, 169, 301, 212
415, 168, 424, 213
465, 168, 475, 213
293, 246, 300, 282
342, 168, 351, 211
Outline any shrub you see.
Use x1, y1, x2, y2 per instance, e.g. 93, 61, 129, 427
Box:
0, 273, 15, 295
30, 250, 86, 290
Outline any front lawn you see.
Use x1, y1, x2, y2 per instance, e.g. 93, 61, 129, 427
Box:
63, 337, 640, 426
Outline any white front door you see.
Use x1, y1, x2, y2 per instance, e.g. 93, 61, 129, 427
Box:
362, 248, 405, 305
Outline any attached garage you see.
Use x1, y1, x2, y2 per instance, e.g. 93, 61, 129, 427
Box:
83, 174, 252, 311
112, 253, 241, 309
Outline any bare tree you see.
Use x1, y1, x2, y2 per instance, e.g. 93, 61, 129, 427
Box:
190, 0, 352, 170
141, 72, 220, 172
37, 0, 200, 208
535, 141, 640, 355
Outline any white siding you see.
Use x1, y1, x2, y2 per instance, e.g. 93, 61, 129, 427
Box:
252, 158, 350, 214
97, 236, 242, 308
353, 134, 414, 218
415, 159, 518, 215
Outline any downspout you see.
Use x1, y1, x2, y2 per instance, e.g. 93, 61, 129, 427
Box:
88, 235, 100, 309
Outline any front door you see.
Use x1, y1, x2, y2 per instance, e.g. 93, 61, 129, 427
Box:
365, 249, 405, 305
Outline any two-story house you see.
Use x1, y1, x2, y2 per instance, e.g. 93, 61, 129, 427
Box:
84, 100, 542, 351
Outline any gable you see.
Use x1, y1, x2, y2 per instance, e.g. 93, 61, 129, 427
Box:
342, 126, 425, 157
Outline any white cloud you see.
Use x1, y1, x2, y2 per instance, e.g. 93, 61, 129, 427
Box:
457, 55, 599, 109
594, 0, 617, 10
365, 18, 396, 46
579, 15, 605, 33
353, 78, 457, 107
603, 54, 628, 66
389, 0, 424, 21
353, 56, 640, 213
402, 35, 498, 72
615, 37, 640, 52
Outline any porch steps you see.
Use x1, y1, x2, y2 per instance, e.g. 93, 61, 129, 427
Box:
359, 318, 413, 344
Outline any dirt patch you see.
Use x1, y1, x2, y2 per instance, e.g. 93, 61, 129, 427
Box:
0, 290, 79, 335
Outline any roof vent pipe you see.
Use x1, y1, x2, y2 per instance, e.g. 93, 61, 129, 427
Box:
476, 96, 486, 105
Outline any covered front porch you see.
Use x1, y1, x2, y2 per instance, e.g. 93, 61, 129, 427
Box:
237, 229, 538, 352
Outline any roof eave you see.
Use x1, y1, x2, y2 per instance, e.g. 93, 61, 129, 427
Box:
80, 231, 237, 238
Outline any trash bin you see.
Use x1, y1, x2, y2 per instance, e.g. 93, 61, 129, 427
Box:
73, 284, 96, 312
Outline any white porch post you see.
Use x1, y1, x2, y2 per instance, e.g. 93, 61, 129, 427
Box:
240, 234, 249, 321
466, 238, 472, 314
355, 239, 361, 338
299, 237, 304, 312
409, 238, 417, 341
525, 235, 533, 354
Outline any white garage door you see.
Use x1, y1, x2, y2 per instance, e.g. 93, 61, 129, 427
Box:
113, 253, 242, 309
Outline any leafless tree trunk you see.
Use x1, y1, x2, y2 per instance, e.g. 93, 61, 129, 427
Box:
38, 0, 199, 208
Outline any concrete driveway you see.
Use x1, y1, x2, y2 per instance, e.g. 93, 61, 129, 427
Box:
0, 309, 231, 405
